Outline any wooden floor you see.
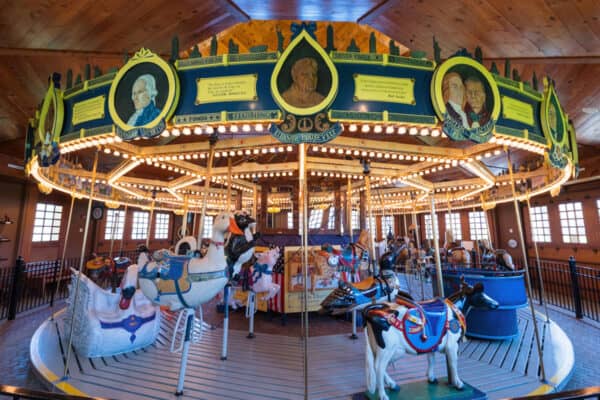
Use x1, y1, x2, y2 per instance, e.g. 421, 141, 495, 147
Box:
30, 306, 572, 400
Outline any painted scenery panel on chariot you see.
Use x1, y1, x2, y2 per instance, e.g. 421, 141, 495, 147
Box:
174, 62, 280, 120
332, 63, 436, 119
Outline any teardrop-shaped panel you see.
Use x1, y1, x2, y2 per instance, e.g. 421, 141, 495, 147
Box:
541, 80, 570, 168
271, 29, 338, 116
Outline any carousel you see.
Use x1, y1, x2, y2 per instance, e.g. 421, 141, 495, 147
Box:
26, 21, 576, 400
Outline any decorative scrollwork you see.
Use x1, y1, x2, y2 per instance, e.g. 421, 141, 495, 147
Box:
314, 112, 330, 132
297, 117, 314, 132
280, 113, 296, 133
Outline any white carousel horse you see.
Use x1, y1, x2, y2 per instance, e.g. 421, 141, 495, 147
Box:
250, 247, 281, 301
134, 212, 231, 311
63, 265, 160, 358
363, 280, 499, 400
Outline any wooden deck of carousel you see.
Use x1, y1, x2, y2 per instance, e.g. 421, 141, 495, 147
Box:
30, 301, 573, 400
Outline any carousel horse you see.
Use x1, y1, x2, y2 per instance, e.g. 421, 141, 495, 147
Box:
480, 239, 515, 270
63, 264, 160, 358
319, 245, 408, 316
443, 230, 471, 266
135, 212, 231, 311
225, 211, 258, 277
363, 280, 499, 400
249, 247, 281, 301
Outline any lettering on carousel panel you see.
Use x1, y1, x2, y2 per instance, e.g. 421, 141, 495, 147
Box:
195, 74, 258, 105
501, 96, 535, 126
72, 95, 106, 126
353, 74, 415, 105
431, 56, 500, 143
108, 48, 179, 140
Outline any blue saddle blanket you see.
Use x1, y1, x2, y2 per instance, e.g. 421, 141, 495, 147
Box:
402, 298, 448, 353
158, 255, 191, 281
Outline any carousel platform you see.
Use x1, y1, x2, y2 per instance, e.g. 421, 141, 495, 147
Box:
30, 307, 573, 400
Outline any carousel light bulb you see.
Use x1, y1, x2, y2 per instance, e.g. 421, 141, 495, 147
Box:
398, 126, 407, 135
253, 149, 260, 154
193, 126, 203, 135
113, 151, 120, 156
374, 125, 383, 133
330, 148, 336, 154
451, 160, 458, 166
103, 148, 111, 154
106, 137, 115, 144
269, 172, 274, 177
261, 148, 268, 154
420, 128, 429, 136
288, 171, 293, 176
205, 126, 214, 134
244, 149, 251, 155
475, 155, 482, 160
230, 125, 239, 133
349, 124, 357, 132
484, 152, 492, 158
200, 153, 206, 159
337, 148, 344, 154
409, 127, 418, 135
229, 151, 236, 157
384, 153, 390, 159
215, 152, 221, 158
255, 124, 264, 132
361, 125, 370, 133
286, 145, 293, 152
354, 150, 359, 156
217, 125, 226, 133
182, 127, 191, 135
242, 124, 251, 132
185, 154, 191, 159
172, 128, 181, 136
431, 129, 441, 137
236, 150, 243, 156
269, 147, 276, 153
386, 126, 395, 134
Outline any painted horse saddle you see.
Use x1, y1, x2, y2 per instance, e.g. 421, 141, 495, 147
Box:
394, 297, 450, 353
151, 256, 192, 295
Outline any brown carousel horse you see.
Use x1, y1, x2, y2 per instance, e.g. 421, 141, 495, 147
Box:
444, 230, 471, 266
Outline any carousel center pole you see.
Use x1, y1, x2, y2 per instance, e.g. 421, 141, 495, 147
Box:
50, 192, 76, 321
181, 195, 188, 240
364, 172, 378, 276
525, 191, 550, 323
227, 158, 233, 211
430, 193, 444, 297
402, 213, 408, 238
506, 149, 547, 382
146, 194, 156, 248
197, 138, 216, 247
298, 143, 309, 400
63, 148, 99, 379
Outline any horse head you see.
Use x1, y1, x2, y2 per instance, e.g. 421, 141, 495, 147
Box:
459, 279, 499, 313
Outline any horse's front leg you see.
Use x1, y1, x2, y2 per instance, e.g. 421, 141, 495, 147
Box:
445, 336, 464, 389
427, 352, 437, 383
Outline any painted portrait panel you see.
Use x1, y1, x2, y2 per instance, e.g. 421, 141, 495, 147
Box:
113, 62, 169, 127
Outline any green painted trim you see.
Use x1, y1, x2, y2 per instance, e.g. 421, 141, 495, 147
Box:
388, 112, 437, 125
387, 55, 435, 70
37, 81, 64, 145
60, 132, 81, 142
329, 110, 384, 122
493, 74, 543, 101
62, 73, 115, 100
495, 125, 526, 139
63, 82, 85, 99
529, 133, 547, 145
331, 51, 384, 64
174, 113, 223, 125
175, 52, 279, 70
83, 125, 114, 138
330, 52, 435, 70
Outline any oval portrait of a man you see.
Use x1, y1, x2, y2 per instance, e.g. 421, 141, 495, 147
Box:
112, 62, 169, 127
275, 40, 332, 111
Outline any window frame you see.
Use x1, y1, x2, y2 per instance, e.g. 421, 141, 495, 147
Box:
468, 211, 490, 240
558, 201, 587, 244
32, 203, 63, 243
131, 211, 149, 240
529, 205, 552, 243
444, 212, 462, 241
104, 209, 125, 241
154, 212, 170, 240
424, 214, 439, 240
308, 208, 324, 229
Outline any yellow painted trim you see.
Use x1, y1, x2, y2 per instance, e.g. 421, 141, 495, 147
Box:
270, 30, 338, 116
29, 313, 90, 397
431, 56, 501, 126
37, 81, 65, 145
108, 48, 180, 132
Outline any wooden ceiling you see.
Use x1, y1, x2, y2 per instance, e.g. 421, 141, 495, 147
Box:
0, 0, 599, 161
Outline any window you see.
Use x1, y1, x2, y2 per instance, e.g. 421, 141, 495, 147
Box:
202, 215, 214, 238
424, 214, 439, 240
327, 206, 335, 230
131, 211, 149, 240
529, 206, 551, 243
104, 210, 125, 240
308, 208, 323, 229
382, 215, 394, 237
351, 209, 359, 230
559, 202, 587, 244
445, 212, 462, 241
32, 203, 63, 242
469, 211, 489, 240
154, 213, 170, 239
287, 212, 293, 229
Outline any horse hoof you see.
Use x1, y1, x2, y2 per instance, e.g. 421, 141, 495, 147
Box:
389, 384, 400, 392
175, 390, 183, 396
428, 378, 438, 384
220, 356, 227, 361
454, 383, 465, 391
247, 333, 255, 339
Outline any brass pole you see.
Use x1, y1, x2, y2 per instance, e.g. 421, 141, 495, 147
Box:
50, 192, 76, 321
63, 148, 99, 378
252, 184, 258, 219
108, 206, 118, 259
227, 158, 233, 211
298, 143, 309, 399
403, 213, 408, 237
430, 192, 444, 297
145, 198, 155, 248
506, 149, 547, 382
525, 192, 550, 323
347, 177, 353, 243
364, 174, 378, 275
472, 205, 481, 268
181, 195, 188, 239
197, 145, 216, 245
118, 205, 127, 256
